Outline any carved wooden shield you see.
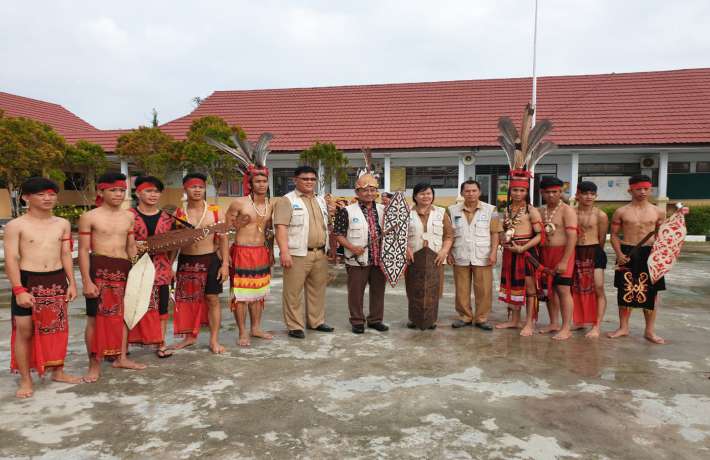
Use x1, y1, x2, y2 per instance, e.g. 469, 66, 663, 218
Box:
405, 247, 441, 330
648, 208, 687, 284
380, 191, 409, 287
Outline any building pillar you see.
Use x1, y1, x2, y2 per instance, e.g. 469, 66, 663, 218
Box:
657, 151, 669, 211
384, 154, 391, 193
569, 152, 579, 204
458, 154, 465, 186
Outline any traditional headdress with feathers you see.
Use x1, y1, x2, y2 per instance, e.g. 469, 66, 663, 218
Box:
355, 147, 380, 189
204, 132, 273, 196
497, 104, 557, 189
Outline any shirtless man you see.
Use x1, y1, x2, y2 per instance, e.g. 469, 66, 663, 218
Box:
226, 172, 273, 347
79, 172, 145, 382
608, 174, 667, 344
573, 181, 609, 338
171, 173, 229, 353
496, 180, 544, 337
538, 176, 578, 341
5, 177, 82, 398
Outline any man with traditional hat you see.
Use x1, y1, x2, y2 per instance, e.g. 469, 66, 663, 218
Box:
171, 173, 230, 354
211, 133, 275, 347
128, 176, 175, 357
448, 180, 502, 331
608, 174, 667, 344
538, 176, 578, 340
79, 172, 146, 381
5, 177, 82, 397
334, 160, 389, 334
273, 165, 334, 339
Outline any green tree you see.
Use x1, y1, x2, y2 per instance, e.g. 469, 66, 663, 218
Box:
151, 108, 159, 128
115, 126, 176, 179
64, 140, 108, 204
0, 114, 66, 216
299, 141, 349, 193
176, 116, 246, 194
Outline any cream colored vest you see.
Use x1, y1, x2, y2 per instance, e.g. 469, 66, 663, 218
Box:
284, 191, 329, 257
343, 202, 385, 266
408, 206, 445, 254
448, 201, 495, 266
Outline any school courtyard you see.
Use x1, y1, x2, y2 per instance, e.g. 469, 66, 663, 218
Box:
0, 246, 708, 459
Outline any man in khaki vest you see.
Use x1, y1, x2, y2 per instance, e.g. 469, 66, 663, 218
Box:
447, 180, 501, 330
273, 166, 334, 338
334, 171, 389, 334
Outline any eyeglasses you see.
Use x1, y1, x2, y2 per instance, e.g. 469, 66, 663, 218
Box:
297, 177, 317, 182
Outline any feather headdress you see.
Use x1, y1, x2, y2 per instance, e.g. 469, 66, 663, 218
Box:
497, 104, 556, 188
355, 147, 380, 189
205, 132, 273, 195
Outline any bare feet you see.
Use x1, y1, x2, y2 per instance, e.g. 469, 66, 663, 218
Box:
251, 330, 273, 340
495, 321, 521, 329
552, 329, 572, 341
238, 335, 251, 347
168, 336, 197, 350
210, 341, 226, 354
606, 328, 629, 339
112, 357, 147, 370
585, 326, 601, 339
84, 360, 101, 383
520, 324, 535, 337
16, 379, 33, 398
644, 333, 666, 344
51, 369, 83, 384
537, 324, 561, 334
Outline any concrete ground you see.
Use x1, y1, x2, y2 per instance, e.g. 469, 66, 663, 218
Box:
0, 246, 709, 459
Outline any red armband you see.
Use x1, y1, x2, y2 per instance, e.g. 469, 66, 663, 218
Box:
12, 286, 28, 296
62, 236, 74, 251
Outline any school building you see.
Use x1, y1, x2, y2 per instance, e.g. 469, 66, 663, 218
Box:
2, 67, 710, 217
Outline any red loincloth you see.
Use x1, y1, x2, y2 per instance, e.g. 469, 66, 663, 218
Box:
173, 253, 212, 337
90, 254, 132, 360
498, 236, 540, 310
540, 245, 575, 299
572, 245, 598, 325
230, 244, 271, 307
11, 269, 69, 376
128, 284, 164, 346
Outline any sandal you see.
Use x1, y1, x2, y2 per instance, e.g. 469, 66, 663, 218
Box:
156, 348, 174, 359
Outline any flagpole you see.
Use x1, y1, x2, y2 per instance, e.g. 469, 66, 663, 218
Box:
529, 0, 539, 204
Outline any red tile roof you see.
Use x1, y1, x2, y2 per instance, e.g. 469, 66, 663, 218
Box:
160, 68, 710, 152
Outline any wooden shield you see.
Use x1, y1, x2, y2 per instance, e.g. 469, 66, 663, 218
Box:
648, 208, 687, 284
380, 192, 409, 287
124, 253, 155, 330
406, 247, 441, 330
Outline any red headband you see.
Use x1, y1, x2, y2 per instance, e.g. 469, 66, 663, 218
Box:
183, 178, 206, 189
136, 182, 160, 193
95, 180, 127, 206
509, 180, 530, 189
242, 165, 269, 196
629, 181, 652, 190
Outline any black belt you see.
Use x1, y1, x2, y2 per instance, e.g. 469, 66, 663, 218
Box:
308, 246, 325, 251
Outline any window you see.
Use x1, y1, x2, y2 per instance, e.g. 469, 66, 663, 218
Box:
697, 161, 710, 173
578, 163, 641, 175
406, 166, 458, 188
217, 178, 243, 197
64, 173, 86, 191
669, 162, 690, 173
272, 168, 295, 196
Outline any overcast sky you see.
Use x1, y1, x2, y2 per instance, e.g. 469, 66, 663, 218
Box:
2, 0, 708, 129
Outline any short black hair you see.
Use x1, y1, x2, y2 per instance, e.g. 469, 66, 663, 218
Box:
577, 181, 597, 193
540, 176, 564, 190
97, 171, 127, 184
135, 176, 164, 191
294, 165, 317, 177
629, 174, 652, 185
412, 183, 435, 205
182, 172, 207, 184
20, 177, 59, 195
460, 179, 481, 193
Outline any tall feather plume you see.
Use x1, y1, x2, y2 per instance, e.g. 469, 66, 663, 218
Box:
232, 134, 255, 163
253, 132, 273, 168
204, 137, 251, 173
523, 119, 553, 167
528, 140, 557, 170
519, 103, 534, 155
497, 135, 516, 170
497, 117, 518, 148
361, 147, 373, 173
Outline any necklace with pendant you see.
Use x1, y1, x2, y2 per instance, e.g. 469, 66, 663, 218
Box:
543, 202, 562, 235
503, 204, 525, 243
186, 200, 208, 228
249, 195, 269, 233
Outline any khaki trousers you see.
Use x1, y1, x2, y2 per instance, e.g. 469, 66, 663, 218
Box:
346, 265, 386, 326
282, 250, 329, 331
453, 264, 493, 323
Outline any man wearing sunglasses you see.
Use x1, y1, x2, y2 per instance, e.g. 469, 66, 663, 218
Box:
334, 173, 389, 334
273, 166, 334, 338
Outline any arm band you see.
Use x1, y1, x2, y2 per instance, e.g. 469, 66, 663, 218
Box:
12, 286, 28, 296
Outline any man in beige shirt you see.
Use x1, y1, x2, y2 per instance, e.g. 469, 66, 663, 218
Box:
273, 166, 334, 338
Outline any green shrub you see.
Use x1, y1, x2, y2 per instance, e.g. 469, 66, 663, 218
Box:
685, 206, 710, 235
54, 205, 90, 228
599, 205, 621, 223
